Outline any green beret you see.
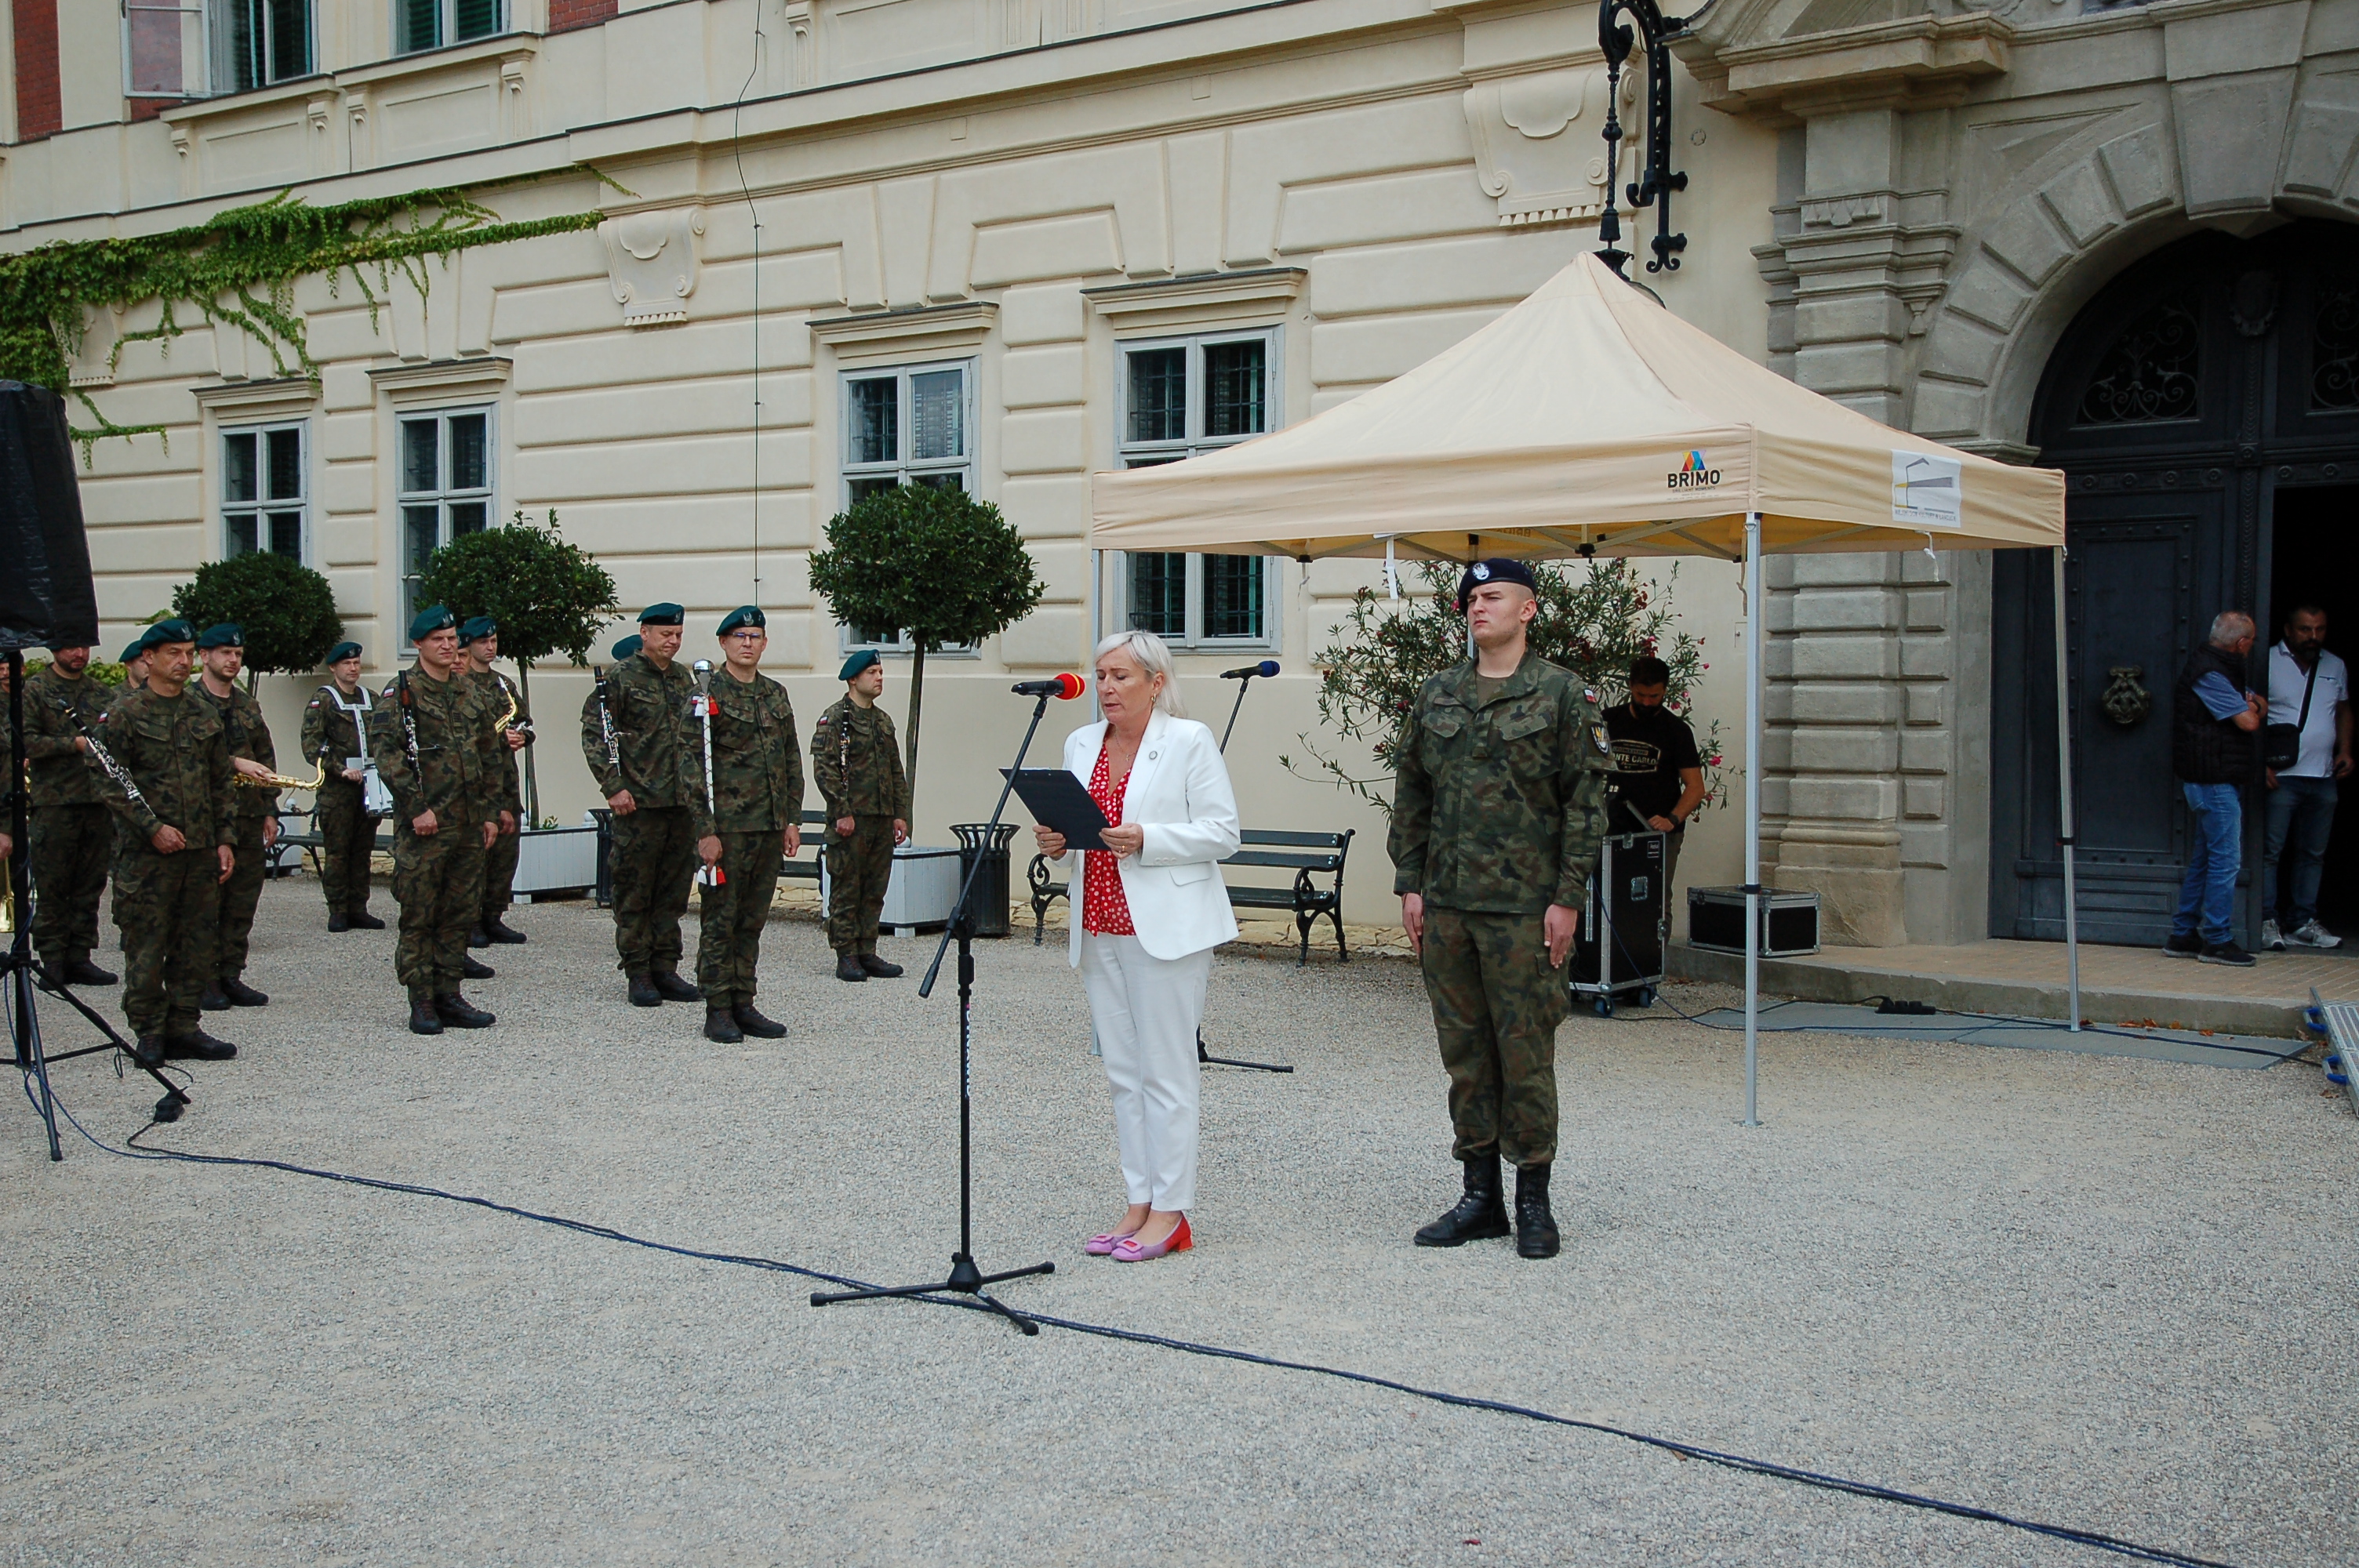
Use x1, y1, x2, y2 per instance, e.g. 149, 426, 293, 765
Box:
119, 637, 151, 663
409, 604, 457, 641
839, 648, 882, 682
326, 641, 362, 665
458, 615, 497, 644
718, 605, 765, 636
196, 622, 244, 650
638, 603, 685, 627
611, 633, 643, 660
147, 618, 196, 648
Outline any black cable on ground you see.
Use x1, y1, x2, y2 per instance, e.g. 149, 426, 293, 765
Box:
24, 1075, 2237, 1568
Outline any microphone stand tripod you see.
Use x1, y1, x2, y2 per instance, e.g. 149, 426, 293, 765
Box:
1200, 668, 1292, 1075
811, 687, 1059, 1334
5, 649, 190, 1160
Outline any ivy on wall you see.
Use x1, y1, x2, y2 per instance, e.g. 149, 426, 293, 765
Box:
0, 176, 612, 458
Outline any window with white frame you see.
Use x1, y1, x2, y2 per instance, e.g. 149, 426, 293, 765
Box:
395, 0, 504, 55
222, 423, 307, 562
840, 362, 974, 650
398, 407, 493, 632
1118, 330, 1278, 646
122, 1, 311, 98
213, 0, 313, 93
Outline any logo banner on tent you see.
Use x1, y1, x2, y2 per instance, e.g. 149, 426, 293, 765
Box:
1892, 450, 1963, 528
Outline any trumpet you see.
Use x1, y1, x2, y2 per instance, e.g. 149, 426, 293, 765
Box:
234, 760, 325, 791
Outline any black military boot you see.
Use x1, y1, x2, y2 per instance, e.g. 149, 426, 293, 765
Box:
461, 955, 496, 980
703, 1005, 743, 1044
434, 993, 496, 1029
733, 1002, 787, 1039
64, 957, 117, 986
219, 977, 269, 1007
409, 995, 445, 1036
485, 916, 528, 945
132, 1034, 166, 1068
627, 973, 662, 1007
1413, 1156, 1511, 1247
835, 950, 868, 982
329, 911, 351, 933
162, 1030, 237, 1062
347, 908, 386, 931
199, 985, 231, 1011
1514, 1164, 1561, 1260
858, 953, 904, 978
652, 969, 700, 1003
467, 924, 493, 949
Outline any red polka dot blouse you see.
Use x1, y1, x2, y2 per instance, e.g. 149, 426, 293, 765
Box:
1081, 741, 1136, 937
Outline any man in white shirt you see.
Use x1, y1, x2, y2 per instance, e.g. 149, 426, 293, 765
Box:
2262, 604, 2353, 949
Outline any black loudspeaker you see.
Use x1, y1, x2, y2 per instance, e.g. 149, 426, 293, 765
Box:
0, 382, 101, 652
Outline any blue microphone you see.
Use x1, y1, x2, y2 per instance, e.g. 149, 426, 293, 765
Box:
1219, 661, 1280, 681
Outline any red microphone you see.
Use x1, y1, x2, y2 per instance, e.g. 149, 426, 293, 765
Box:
1011, 673, 1085, 700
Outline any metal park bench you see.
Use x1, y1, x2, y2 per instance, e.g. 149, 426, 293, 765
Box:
778, 811, 833, 883
268, 804, 391, 880
1026, 826, 1355, 965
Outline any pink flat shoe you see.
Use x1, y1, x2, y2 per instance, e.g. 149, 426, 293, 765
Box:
1111, 1214, 1193, 1262
1084, 1230, 1136, 1257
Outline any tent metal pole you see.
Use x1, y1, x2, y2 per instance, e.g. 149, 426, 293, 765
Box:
2051, 545, 2081, 1032
1743, 511, 1763, 1127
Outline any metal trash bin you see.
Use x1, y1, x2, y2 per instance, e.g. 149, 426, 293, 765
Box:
951, 822, 1020, 938
591, 808, 615, 908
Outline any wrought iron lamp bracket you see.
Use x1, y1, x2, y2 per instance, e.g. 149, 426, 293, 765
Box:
1597, 0, 1689, 278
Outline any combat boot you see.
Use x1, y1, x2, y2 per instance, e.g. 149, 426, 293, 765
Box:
652, 969, 700, 1003
1413, 1156, 1510, 1247
199, 985, 231, 1011
162, 1030, 237, 1062
329, 911, 351, 933
704, 1005, 743, 1044
63, 957, 117, 986
461, 955, 496, 980
485, 916, 527, 945
467, 924, 493, 949
1514, 1164, 1560, 1260
835, 950, 868, 982
733, 1003, 788, 1039
219, 977, 268, 1007
434, 993, 495, 1029
858, 953, 904, 978
409, 995, 445, 1036
627, 973, 662, 1007
132, 1034, 166, 1068
347, 909, 386, 931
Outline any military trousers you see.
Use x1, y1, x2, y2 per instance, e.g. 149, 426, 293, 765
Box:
213, 817, 270, 982
314, 779, 381, 914
824, 817, 896, 953
480, 819, 522, 929
610, 804, 695, 976
30, 801, 111, 966
1419, 905, 1568, 1170
393, 820, 488, 997
112, 845, 221, 1040
696, 830, 784, 1004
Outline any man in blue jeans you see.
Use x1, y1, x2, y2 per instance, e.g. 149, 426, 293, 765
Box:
2168, 611, 2263, 966
2260, 604, 2351, 950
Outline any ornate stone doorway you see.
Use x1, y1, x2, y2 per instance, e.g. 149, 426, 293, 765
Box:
1990, 221, 2359, 946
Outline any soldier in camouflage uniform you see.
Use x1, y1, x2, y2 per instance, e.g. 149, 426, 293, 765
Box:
373, 604, 502, 1036
685, 606, 804, 1042
1390, 559, 1609, 1261
23, 642, 118, 985
191, 623, 281, 1011
89, 620, 238, 1065
812, 649, 910, 982
582, 606, 701, 1007
299, 641, 387, 931
460, 616, 532, 947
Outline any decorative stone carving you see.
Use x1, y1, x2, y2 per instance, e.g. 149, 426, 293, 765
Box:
2101, 666, 2150, 728
598, 207, 706, 328
1463, 67, 1633, 229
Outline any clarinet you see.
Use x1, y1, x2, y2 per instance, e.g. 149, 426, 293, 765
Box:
49, 696, 152, 818
594, 666, 620, 773
692, 660, 723, 887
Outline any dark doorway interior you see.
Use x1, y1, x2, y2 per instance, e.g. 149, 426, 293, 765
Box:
2267, 485, 2359, 932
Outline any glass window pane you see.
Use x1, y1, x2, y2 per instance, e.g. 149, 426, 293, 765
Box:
215, 0, 257, 93
1126, 347, 1187, 444
449, 413, 488, 491
911, 369, 964, 461
267, 0, 311, 81
1204, 339, 1267, 438
224, 432, 257, 503
848, 378, 896, 466
227, 513, 259, 557
449, 501, 488, 536
400, 419, 438, 494
1204, 554, 1263, 640
454, 0, 501, 40
265, 426, 303, 499
849, 476, 900, 504
267, 511, 303, 557
1129, 554, 1186, 637
404, 506, 441, 576
852, 622, 898, 646
914, 471, 964, 492
397, 0, 438, 53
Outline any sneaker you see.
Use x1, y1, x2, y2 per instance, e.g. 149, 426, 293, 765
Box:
2199, 941, 2258, 967
2288, 918, 2343, 950
2161, 931, 2204, 959
2261, 918, 2284, 952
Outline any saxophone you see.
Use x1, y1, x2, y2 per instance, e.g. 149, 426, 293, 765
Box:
234, 760, 325, 790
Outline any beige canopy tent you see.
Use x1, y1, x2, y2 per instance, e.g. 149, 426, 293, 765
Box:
1092, 253, 2071, 1122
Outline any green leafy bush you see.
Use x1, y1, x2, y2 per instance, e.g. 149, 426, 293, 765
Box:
170, 551, 343, 684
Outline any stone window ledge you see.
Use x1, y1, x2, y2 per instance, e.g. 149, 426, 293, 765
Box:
1084, 268, 1307, 334
369, 357, 513, 405
811, 302, 998, 366
191, 376, 321, 422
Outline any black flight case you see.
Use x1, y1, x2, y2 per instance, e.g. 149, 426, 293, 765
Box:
1567, 828, 1667, 1018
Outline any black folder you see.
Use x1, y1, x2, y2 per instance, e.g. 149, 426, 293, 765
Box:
1003, 768, 1111, 852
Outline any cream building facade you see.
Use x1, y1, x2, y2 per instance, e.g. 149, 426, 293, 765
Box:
5, 0, 2355, 942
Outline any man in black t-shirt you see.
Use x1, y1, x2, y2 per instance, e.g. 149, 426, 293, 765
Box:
1603, 657, 1706, 893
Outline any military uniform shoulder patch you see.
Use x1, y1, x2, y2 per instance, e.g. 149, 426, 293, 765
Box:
1590, 723, 1613, 757
1583, 687, 1599, 704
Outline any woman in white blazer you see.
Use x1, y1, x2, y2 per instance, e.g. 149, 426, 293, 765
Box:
1034, 630, 1240, 1262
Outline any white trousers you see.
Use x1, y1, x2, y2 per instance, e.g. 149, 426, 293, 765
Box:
1078, 932, 1210, 1211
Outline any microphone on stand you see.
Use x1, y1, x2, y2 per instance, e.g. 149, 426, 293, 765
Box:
1219, 661, 1281, 681
1011, 673, 1085, 700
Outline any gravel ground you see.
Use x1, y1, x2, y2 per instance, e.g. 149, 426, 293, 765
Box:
4, 878, 2354, 1567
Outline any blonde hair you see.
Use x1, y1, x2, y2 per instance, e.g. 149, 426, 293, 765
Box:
1094, 630, 1187, 718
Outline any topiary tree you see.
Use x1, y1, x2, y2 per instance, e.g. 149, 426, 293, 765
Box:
808, 485, 1045, 817
1283, 557, 1724, 816
415, 508, 619, 825
170, 550, 343, 691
